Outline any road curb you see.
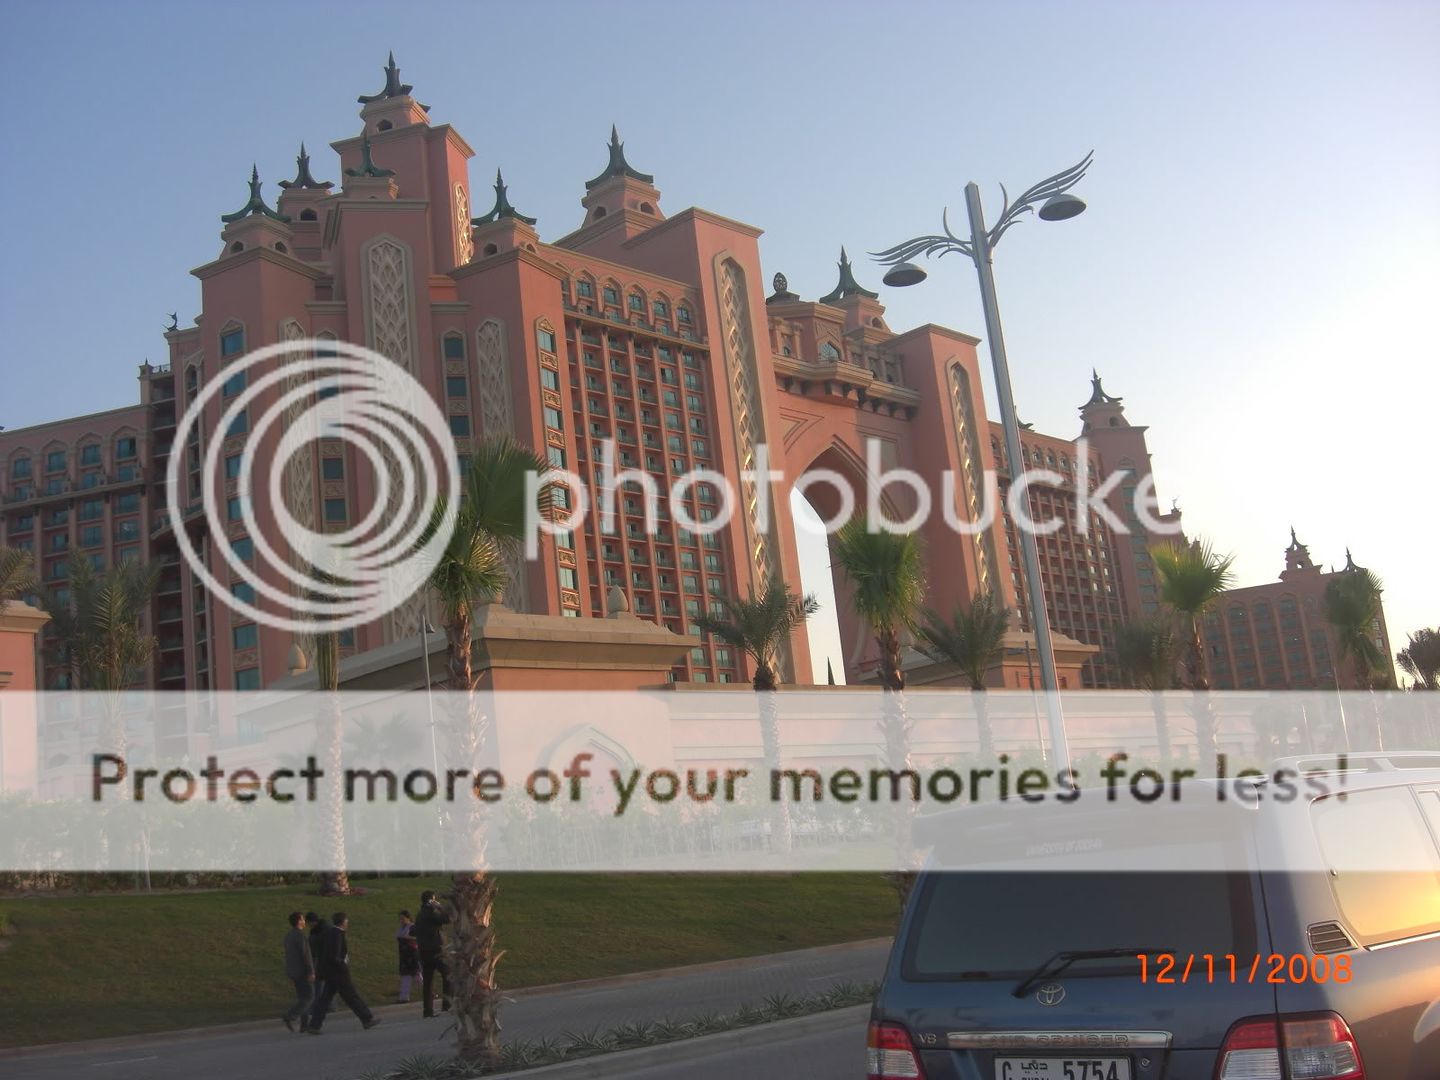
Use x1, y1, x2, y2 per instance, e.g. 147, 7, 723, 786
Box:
492, 1004, 871, 1078
0, 938, 890, 1060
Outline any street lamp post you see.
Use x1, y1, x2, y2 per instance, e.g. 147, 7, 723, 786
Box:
874, 153, 1093, 773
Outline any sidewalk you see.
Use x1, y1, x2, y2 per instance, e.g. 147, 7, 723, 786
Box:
0, 938, 892, 1080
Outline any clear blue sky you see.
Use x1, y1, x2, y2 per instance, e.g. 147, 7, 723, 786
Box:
2, 1, 1436, 667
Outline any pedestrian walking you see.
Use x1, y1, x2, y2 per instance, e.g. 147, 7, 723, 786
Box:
305, 912, 382, 1034
280, 911, 315, 1033
396, 910, 420, 1003
414, 890, 451, 1018
305, 912, 328, 1012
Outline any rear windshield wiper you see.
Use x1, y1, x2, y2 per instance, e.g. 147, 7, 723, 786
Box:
1012, 947, 1169, 998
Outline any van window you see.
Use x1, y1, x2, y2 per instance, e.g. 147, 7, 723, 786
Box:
1311, 786, 1440, 946
904, 871, 1255, 980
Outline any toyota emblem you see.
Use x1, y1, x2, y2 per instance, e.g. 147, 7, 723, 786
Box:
1036, 983, 1066, 1006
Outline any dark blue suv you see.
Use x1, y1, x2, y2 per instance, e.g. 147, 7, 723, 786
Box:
868, 754, 1440, 1080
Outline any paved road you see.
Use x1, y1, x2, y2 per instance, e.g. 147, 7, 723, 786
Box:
582, 1014, 865, 1079
0, 940, 890, 1080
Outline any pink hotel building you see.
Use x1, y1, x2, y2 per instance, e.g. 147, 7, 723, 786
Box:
1, 57, 1190, 693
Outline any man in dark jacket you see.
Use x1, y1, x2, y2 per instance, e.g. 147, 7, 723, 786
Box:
281, 911, 315, 1032
306, 912, 381, 1034
413, 890, 451, 1018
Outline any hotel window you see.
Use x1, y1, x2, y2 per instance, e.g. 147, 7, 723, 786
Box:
689, 417, 705, 434
116, 493, 140, 513
220, 328, 245, 357
227, 410, 249, 437
682, 351, 699, 369
449, 415, 471, 438
115, 520, 139, 541
80, 445, 101, 466
225, 454, 243, 479
684, 372, 702, 390
537, 326, 558, 353
716, 648, 733, 666
541, 368, 560, 391
116, 438, 137, 461
677, 305, 691, 324
80, 525, 102, 547
443, 334, 465, 360
227, 497, 245, 521
458, 454, 472, 476
45, 479, 64, 496
547, 446, 566, 468
322, 457, 344, 480
46, 450, 66, 472
446, 376, 468, 398
653, 300, 668, 318
683, 574, 699, 593
78, 499, 102, 521
232, 580, 256, 604
576, 279, 594, 298
691, 438, 707, 456
233, 624, 258, 650
235, 668, 261, 691
628, 293, 644, 312
117, 546, 139, 564
10, 457, 30, 479
686, 393, 702, 411
232, 536, 254, 561
660, 367, 677, 384
545, 407, 564, 431
324, 499, 347, 522
221, 369, 246, 397
558, 567, 578, 590
603, 286, 620, 306
820, 342, 841, 363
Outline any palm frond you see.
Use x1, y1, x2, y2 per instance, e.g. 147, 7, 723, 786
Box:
1150, 538, 1236, 616
692, 577, 819, 674
0, 545, 39, 606
832, 519, 925, 637
917, 590, 1009, 688
1115, 613, 1180, 691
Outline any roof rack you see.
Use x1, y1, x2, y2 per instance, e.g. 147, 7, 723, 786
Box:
1271, 751, 1440, 775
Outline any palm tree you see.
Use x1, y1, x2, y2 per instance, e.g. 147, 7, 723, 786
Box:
307, 580, 351, 897
1398, 628, 1440, 691
1115, 613, 1180, 760
1324, 567, 1387, 689
425, 435, 550, 1069
694, 577, 819, 850
832, 519, 924, 905
1151, 538, 1235, 761
0, 545, 38, 609
917, 590, 1009, 758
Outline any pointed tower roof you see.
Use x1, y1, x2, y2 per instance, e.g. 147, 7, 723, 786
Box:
220, 165, 290, 223
357, 50, 429, 110
1282, 526, 1316, 579
766, 271, 800, 304
472, 168, 536, 225
818, 247, 879, 303
1083, 369, 1123, 407
585, 125, 654, 190
278, 143, 334, 191
1343, 547, 1366, 572
345, 130, 396, 178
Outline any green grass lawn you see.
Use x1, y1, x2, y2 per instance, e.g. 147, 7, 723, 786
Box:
0, 874, 896, 1048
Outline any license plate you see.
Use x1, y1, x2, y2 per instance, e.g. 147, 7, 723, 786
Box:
995, 1059, 1131, 1080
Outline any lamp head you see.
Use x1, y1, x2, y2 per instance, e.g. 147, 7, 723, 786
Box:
881, 261, 928, 288
1038, 193, 1086, 221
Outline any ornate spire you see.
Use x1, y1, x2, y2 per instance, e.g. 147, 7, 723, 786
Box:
165, 312, 178, 333
345, 131, 396, 179
359, 51, 411, 102
220, 165, 290, 224
1283, 527, 1315, 577
1290, 525, 1298, 546
818, 247, 879, 303
472, 168, 536, 225
1342, 547, 1366, 572
1083, 369, 1123, 407
278, 143, 333, 191
585, 125, 654, 190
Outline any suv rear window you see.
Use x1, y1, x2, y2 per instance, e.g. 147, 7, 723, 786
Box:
1311, 785, 1440, 946
904, 871, 1257, 979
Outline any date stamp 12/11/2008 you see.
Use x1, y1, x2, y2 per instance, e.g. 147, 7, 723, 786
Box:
1136, 953, 1353, 985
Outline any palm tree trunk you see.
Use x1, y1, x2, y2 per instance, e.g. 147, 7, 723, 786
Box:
1186, 615, 1217, 764
973, 684, 994, 759
1151, 692, 1172, 762
876, 628, 916, 909
318, 690, 350, 896
443, 600, 504, 1068
754, 674, 792, 853
450, 871, 503, 1067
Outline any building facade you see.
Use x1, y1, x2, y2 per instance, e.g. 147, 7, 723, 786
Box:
1, 56, 1179, 692
1204, 531, 1392, 690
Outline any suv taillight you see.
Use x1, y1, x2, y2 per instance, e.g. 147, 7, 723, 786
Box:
1216, 1012, 1364, 1079
866, 1020, 926, 1079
